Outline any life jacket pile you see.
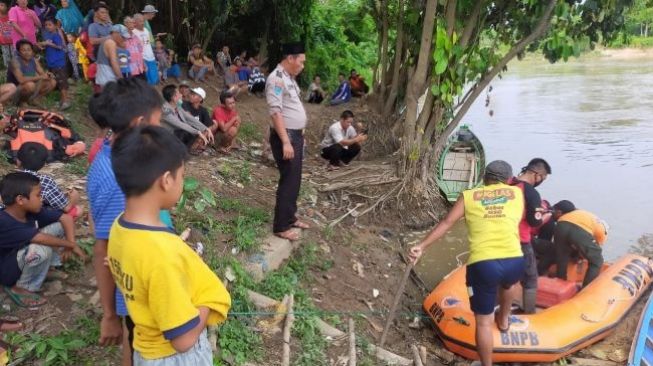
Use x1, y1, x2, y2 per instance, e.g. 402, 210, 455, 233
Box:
3, 109, 86, 163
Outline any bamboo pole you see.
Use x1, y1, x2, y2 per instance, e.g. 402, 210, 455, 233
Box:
348, 318, 356, 366
380, 263, 414, 348
281, 294, 294, 366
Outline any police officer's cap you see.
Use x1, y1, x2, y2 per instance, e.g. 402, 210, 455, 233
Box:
282, 42, 305, 56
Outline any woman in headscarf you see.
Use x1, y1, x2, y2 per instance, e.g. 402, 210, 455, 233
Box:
55, 0, 84, 34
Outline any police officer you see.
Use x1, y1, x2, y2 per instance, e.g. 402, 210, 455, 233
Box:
266, 42, 310, 241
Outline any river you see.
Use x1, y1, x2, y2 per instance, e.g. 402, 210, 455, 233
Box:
414, 55, 653, 289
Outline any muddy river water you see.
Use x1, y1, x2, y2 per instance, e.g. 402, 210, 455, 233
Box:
414, 56, 653, 289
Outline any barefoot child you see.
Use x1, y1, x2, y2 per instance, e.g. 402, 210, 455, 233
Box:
108, 125, 230, 365
0, 172, 86, 308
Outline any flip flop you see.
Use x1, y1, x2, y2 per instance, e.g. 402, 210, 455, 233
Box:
291, 221, 310, 229
0, 317, 23, 332
274, 230, 300, 242
3, 287, 46, 309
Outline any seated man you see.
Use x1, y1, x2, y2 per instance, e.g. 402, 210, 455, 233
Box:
552, 200, 607, 288
349, 69, 369, 97
179, 81, 191, 103
224, 64, 247, 97
182, 87, 214, 132
160, 84, 213, 152
212, 91, 240, 154
319, 110, 367, 170
330, 73, 351, 106
216, 45, 231, 75
7, 40, 57, 107
307, 75, 326, 104
247, 67, 265, 97
188, 44, 214, 83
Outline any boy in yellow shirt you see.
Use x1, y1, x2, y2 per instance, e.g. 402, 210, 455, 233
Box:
107, 125, 230, 365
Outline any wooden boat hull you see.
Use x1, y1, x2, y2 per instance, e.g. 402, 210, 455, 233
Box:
435, 126, 485, 203
628, 288, 653, 366
423, 255, 653, 363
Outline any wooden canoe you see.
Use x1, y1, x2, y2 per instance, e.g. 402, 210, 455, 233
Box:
423, 254, 653, 363
435, 125, 485, 203
628, 288, 653, 366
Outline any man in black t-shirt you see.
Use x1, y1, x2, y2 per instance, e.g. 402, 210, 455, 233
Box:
182, 87, 214, 131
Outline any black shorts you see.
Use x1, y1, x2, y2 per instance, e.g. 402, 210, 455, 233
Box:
466, 256, 525, 315
123, 316, 135, 356
51, 67, 68, 90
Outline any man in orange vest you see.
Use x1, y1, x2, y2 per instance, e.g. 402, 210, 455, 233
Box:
409, 160, 525, 366
552, 200, 607, 287
508, 158, 552, 314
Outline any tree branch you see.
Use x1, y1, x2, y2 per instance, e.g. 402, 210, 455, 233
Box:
435, 0, 557, 153
445, 0, 457, 38
459, 1, 484, 47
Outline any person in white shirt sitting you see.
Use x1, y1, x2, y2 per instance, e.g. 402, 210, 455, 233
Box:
319, 110, 367, 170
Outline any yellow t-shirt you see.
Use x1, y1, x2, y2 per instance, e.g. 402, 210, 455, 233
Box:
463, 183, 524, 265
107, 216, 231, 360
558, 209, 607, 245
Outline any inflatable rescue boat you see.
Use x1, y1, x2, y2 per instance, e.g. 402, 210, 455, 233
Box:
423, 254, 653, 363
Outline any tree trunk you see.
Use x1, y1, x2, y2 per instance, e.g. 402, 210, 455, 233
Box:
383, 0, 405, 118
378, 0, 390, 101
645, 23, 649, 38
399, 0, 437, 175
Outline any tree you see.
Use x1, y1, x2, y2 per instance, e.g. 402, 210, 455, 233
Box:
625, 0, 653, 36
371, 0, 633, 218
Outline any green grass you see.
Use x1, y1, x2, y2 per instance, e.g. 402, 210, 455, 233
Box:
63, 156, 88, 176
3, 315, 109, 365
238, 121, 263, 142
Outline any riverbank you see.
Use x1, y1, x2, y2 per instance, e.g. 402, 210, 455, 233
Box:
598, 46, 653, 59
0, 74, 648, 365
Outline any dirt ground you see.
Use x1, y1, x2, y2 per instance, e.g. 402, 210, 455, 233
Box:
0, 74, 648, 365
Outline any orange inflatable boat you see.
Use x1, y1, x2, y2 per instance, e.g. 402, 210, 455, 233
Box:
423, 254, 653, 363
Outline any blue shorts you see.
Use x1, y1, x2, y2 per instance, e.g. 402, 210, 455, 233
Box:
466, 257, 525, 315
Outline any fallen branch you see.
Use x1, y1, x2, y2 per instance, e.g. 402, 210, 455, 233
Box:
412, 345, 424, 366
356, 182, 402, 218
367, 344, 413, 366
320, 177, 400, 193
327, 165, 365, 179
281, 294, 295, 366
348, 318, 356, 366
568, 358, 619, 366
419, 346, 428, 366
329, 203, 363, 227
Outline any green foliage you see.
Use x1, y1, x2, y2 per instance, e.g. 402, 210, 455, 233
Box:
303, 0, 377, 90
177, 177, 218, 214
238, 120, 262, 142
4, 316, 102, 365
215, 319, 263, 365
63, 156, 88, 176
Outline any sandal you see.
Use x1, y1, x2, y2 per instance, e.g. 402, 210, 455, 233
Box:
274, 230, 300, 242
3, 287, 47, 309
291, 220, 310, 230
0, 317, 23, 332
495, 315, 511, 333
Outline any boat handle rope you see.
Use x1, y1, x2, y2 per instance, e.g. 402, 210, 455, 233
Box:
456, 251, 470, 267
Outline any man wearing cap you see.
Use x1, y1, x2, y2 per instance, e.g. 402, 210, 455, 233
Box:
182, 87, 213, 130
551, 200, 607, 287
133, 13, 158, 85
409, 161, 525, 366
266, 42, 309, 241
508, 158, 552, 314
95, 24, 130, 89
141, 4, 166, 45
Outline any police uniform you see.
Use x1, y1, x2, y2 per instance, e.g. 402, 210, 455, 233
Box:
266, 44, 307, 234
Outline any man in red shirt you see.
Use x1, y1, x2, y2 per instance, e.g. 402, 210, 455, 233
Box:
211, 90, 240, 154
